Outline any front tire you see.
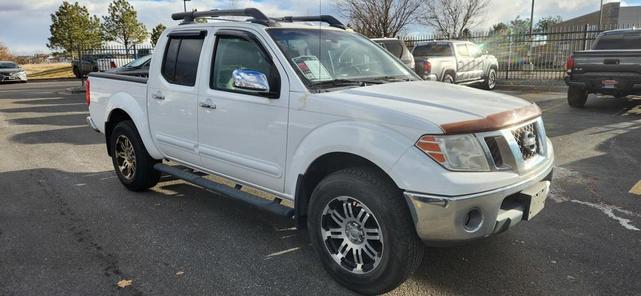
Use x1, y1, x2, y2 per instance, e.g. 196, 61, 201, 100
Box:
110, 120, 160, 191
307, 167, 424, 295
567, 86, 588, 108
483, 68, 497, 90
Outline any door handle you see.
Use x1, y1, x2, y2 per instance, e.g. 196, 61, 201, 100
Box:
152, 93, 165, 100
200, 103, 216, 110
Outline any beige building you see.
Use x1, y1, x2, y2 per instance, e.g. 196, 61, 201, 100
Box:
553, 2, 641, 30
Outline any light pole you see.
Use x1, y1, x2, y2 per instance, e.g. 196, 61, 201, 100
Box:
598, 0, 604, 30
529, 0, 535, 36
183, 0, 191, 12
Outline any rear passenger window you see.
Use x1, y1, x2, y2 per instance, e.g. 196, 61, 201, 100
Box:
455, 44, 469, 57
162, 37, 204, 86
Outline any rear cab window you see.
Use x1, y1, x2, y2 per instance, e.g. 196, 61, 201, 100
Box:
413, 43, 452, 57
161, 32, 206, 86
593, 31, 641, 50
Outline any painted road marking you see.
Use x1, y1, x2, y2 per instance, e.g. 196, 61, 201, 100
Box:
629, 180, 641, 195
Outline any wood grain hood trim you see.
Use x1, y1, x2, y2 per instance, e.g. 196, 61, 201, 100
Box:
440, 103, 542, 134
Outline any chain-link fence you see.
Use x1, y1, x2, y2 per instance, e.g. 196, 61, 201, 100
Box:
74, 44, 154, 79
403, 24, 640, 80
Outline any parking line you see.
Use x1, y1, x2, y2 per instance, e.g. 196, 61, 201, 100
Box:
629, 180, 641, 196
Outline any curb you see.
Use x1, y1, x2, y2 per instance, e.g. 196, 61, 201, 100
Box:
495, 80, 567, 92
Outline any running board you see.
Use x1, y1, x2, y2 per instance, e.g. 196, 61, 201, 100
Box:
154, 163, 294, 218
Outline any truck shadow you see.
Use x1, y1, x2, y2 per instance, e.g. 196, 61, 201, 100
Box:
9, 126, 103, 145
541, 95, 641, 138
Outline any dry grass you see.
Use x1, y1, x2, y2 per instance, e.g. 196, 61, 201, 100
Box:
20, 63, 74, 79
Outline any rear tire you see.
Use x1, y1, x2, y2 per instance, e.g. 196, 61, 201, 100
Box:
307, 167, 424, 295
567, 86, 588, 108
110, 120, 160, 191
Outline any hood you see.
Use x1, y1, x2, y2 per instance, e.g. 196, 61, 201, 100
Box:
0, 68, 22, 74
311, 81, 535, 133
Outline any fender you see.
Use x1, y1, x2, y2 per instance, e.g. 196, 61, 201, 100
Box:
104, 92, 163, 159
285, 120, 415, 196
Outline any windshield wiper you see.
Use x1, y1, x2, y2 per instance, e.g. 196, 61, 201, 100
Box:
310, 78, 386, 89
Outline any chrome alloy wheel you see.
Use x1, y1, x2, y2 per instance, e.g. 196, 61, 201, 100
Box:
488, 70, 496, 89
320, 196, 384, 274
115, 135, 136, 180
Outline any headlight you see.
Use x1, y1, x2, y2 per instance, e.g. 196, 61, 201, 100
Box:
416, 134, 490, 171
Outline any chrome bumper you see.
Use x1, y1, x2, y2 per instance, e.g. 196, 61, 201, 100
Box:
86, 116, 99, 132
404, 161, 553, 245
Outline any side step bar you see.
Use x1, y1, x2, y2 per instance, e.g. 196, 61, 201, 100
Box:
154, 163, 294, 218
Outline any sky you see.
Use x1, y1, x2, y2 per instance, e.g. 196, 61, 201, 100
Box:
0, 0, 640, 55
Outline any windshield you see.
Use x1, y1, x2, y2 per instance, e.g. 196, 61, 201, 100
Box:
0, 62, 18, 69
268, 28, 418, 91
123, 55, 151, 68
413, 43, 452, 57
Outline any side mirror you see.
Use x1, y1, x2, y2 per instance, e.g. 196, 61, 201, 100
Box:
232, 68, 269, 93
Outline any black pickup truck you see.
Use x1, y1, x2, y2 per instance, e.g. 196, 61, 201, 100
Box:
565, 28, 641, 107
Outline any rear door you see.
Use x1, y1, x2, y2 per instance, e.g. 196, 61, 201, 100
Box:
147, 30, 207, 166
454, 43, 472, 81
197, 29, 289, 192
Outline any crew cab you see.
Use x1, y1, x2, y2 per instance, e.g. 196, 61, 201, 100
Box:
565, 28, 641, 107
413, 40, 499, 90
86, 9, 554, 295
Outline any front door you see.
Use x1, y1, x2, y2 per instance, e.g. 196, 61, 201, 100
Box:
197, 29, 289, 192
148, 31, 207, 165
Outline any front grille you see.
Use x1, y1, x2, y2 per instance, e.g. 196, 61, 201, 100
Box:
511, 123, 539, 160
484, 136, 503, 167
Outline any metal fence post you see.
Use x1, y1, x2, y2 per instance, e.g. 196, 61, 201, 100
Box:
506, 34, 513, 80
583, 24, 589, 50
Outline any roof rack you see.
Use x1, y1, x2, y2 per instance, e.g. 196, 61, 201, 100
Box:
275, 15, 347, 29
171, 8, 272, 26
171, 8, 348, 30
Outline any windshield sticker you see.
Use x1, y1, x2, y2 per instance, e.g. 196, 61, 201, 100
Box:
292, 56, 333, 81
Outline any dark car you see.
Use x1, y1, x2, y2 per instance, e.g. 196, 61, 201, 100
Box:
565, 28, 641, 107
371, 38, 415, 69
109, 55, 151, 77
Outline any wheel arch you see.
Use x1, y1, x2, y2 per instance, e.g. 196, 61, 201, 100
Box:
293, 152, 401, 229
103, 95, 163, 159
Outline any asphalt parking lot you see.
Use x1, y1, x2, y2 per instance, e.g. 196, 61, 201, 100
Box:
1, 80, 640, 296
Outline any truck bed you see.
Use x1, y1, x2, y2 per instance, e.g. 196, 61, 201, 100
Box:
87, 72, 148, 134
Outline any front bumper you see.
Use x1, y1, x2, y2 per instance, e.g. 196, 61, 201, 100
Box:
0, 72, 27, 82
404, 157, 554, 245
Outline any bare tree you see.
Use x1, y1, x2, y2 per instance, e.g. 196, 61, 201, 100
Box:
335, 0, 421, 38
418, 0, 490, 38
0, 43, 13, 60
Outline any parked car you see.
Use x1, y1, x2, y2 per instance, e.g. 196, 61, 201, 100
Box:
109, 55, 151, 77
565, 28, 641, 107
72, 54, 131, 78
371, 38, 415, 69
86, 8, 554, 295
0, 61, 28, 83
412, 40, 499, 90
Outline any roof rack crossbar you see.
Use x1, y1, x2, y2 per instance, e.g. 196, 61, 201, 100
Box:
276, 15, 347, 29
171, 8, 272, 26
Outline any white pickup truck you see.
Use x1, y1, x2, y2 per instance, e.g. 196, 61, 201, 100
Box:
86, 9, 554, 295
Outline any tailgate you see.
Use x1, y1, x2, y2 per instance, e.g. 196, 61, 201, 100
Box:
573, 50, 641, 75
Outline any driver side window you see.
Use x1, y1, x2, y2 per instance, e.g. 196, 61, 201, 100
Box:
211, 35, 277, 94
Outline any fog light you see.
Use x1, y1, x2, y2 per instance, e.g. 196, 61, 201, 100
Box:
463, 208, 483, 232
